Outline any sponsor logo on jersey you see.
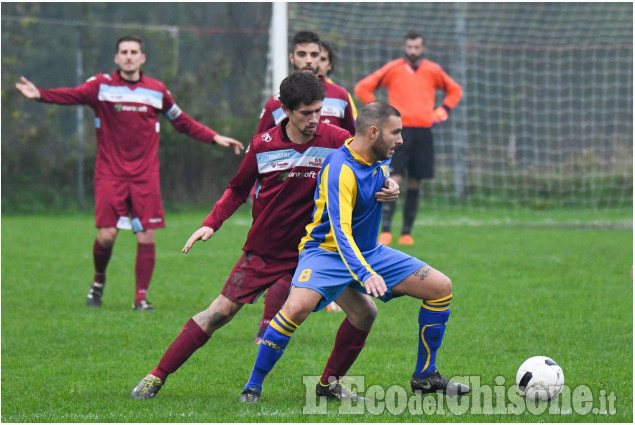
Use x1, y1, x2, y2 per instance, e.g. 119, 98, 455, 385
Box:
98, 84, 163, 109
148, 218, 163, 223
114, 104, 149, 113
266, 151, 292, 161
308, 158, 323, 167
278, 170, 317, 181
271, 162, 289, 169
322, 97, 348, 118
288, 170, 317, 179
257, 147, 336, 174
322, 106, 340, 118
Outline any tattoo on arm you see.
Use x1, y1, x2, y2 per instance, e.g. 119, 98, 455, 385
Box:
414, 266, 432, 281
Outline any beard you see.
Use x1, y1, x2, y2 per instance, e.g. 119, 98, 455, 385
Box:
406, 53, 423, 65
371, 132, 394, 161
294, 63, 319, 74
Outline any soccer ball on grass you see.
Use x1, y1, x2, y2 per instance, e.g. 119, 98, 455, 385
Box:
516, 356, 564, 402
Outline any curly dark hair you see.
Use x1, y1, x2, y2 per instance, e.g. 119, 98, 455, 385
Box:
279, 71, 325, 111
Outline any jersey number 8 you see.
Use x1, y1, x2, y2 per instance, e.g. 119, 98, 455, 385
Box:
298, 269, 312, 282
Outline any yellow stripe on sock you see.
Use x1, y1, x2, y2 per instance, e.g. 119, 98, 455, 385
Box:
272, 317, 296, 334
278, 311, 299, 329
269, 320, 293, 337
422, 294, 452, 311
426, 294, 453, 304
419, 324, 433, 373
422, 303, 450, 312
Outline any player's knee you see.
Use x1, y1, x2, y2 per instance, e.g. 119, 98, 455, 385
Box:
348, 298, 376, 330
360, 302, 377, 329
219, 297, 242, 317
200, 296, 242, 332
281, 300, 313, 326
97, 228, 117, 246
432, 275, 452, 299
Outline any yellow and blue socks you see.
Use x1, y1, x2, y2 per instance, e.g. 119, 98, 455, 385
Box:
243, 311, 298, 393
415, 294, 452, 379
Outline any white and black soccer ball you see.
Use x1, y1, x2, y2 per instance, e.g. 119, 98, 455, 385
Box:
516, 356, 564, 402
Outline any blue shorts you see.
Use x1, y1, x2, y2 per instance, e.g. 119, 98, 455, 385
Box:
292, 244, 426, 311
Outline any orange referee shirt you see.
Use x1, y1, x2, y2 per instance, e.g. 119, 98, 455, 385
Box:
355, 58, 462, 128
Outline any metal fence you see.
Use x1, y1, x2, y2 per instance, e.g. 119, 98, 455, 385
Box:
2, 3, 632, 212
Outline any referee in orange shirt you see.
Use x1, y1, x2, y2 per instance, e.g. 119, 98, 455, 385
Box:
355, 31, 462, 245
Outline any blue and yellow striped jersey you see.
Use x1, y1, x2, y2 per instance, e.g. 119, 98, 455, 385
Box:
299, 139, 391, 283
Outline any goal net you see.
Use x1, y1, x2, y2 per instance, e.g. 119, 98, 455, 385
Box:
288, 2, 633, 210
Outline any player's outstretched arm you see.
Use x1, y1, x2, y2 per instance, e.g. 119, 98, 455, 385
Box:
213, 134, 245, 155
363, 274, 387, 298
16, 76, 41, 100
375, 177, 400, 202
182, 226, 215, 253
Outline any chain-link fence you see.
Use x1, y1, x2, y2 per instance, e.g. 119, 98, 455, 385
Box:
2, 3, 632, 212
290, 2, 633, 210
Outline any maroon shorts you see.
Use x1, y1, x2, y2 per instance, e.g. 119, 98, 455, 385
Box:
94, 175, 165, 232
221, 252, 297, 304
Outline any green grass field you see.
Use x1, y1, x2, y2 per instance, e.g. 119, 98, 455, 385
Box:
1, 207, 632, 422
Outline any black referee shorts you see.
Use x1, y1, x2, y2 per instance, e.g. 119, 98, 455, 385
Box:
389, 127, 434, 179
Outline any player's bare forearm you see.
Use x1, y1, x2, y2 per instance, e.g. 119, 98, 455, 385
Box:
182, 226, 215, 253
375, 177, 399, 202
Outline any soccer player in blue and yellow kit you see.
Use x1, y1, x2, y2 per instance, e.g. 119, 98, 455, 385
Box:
240, 101, 470, 403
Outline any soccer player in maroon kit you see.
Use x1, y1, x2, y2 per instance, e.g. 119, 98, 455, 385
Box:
15, 35, 244, 311
256, 31, 356, 135
131, 71, 398, 400
254, 31, 357, 342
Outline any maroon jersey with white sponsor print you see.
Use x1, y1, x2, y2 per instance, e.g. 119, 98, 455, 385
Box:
203, 119, 351, 262
39, 70, 218, 179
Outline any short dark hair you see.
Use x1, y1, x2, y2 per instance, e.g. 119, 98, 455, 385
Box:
279, 71, 325, 111
405, 31, 424, 43
116, 35, 144, 53
355, 101, 401, 135
292, 30, 320, 51
320, 41, 336, 75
